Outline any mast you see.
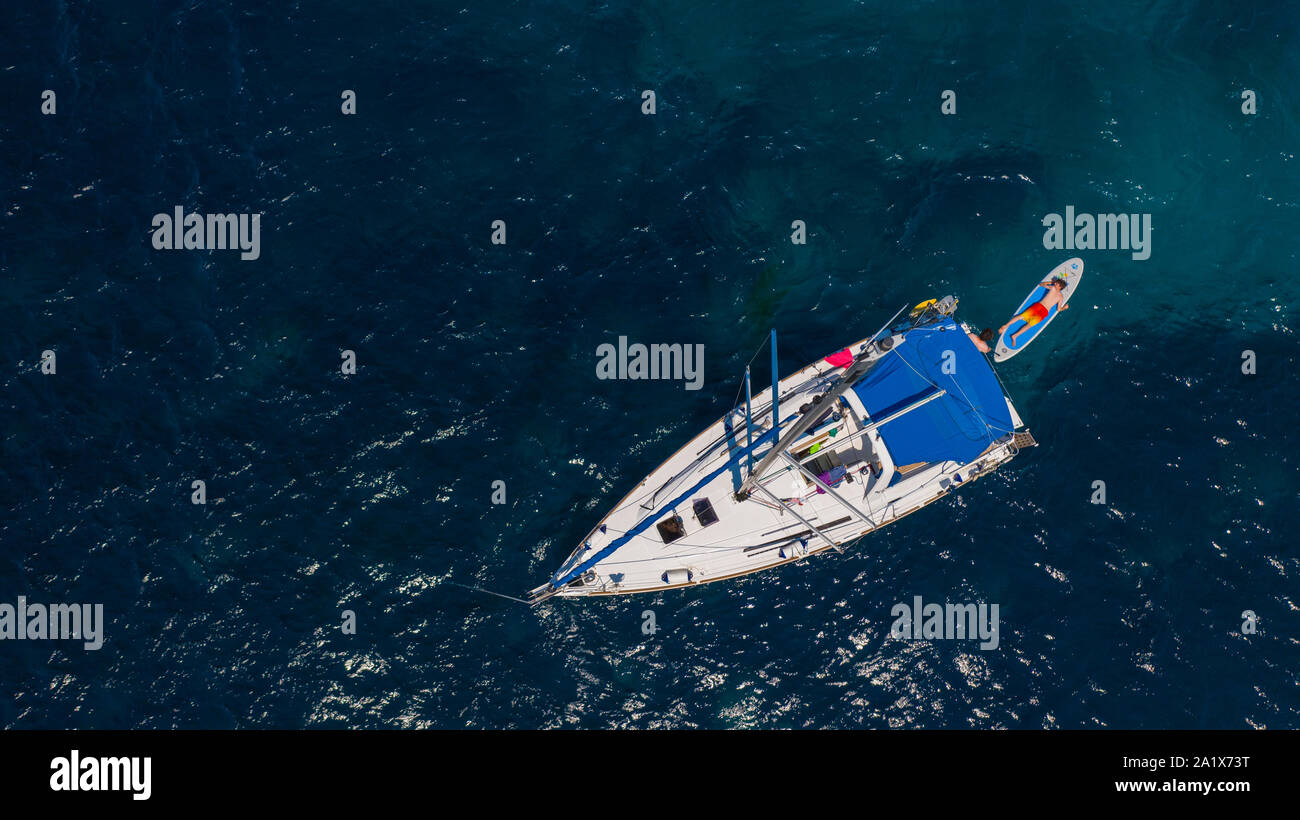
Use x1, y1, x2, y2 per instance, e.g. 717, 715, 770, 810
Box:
736, 304, 908, 499
769, 329, 779, 445
779, 452, 875, 529
744, 366, 754, 474
750, 482, 839, 552
736, 357, 869, 498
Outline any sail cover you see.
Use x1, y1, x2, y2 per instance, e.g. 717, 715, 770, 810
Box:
850, 318, 1013, 467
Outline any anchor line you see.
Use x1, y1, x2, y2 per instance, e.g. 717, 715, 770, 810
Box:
446, 582, 532, 606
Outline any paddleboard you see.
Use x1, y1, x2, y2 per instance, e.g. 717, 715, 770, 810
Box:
992, 258, 1083, 362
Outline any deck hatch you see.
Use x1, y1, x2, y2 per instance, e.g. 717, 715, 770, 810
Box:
692, 498, 719, 527
656, 515, 686, 543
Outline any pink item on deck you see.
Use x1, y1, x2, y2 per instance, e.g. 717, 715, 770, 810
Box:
824, 348, 854, 368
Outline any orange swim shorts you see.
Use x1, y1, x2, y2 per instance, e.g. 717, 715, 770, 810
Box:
1020, 302, 1050, 326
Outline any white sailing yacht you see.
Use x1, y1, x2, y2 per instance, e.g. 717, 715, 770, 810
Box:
529, 299, 1036, 603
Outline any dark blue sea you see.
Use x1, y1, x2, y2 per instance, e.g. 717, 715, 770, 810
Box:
2, 1, 1297, 729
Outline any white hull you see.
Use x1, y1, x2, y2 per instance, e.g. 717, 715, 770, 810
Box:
533, 316, 1032, 601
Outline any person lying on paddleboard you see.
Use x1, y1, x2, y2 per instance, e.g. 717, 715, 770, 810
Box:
999, 279, 1069, 346
966, 327, 996, 353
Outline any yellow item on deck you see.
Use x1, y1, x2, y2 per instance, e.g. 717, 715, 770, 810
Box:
910, 298, 937, 317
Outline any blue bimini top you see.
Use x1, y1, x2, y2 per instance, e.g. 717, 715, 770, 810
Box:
849, 318, 1014, 468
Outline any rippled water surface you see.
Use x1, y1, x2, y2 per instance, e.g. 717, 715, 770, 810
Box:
2, 1, 1297, 728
